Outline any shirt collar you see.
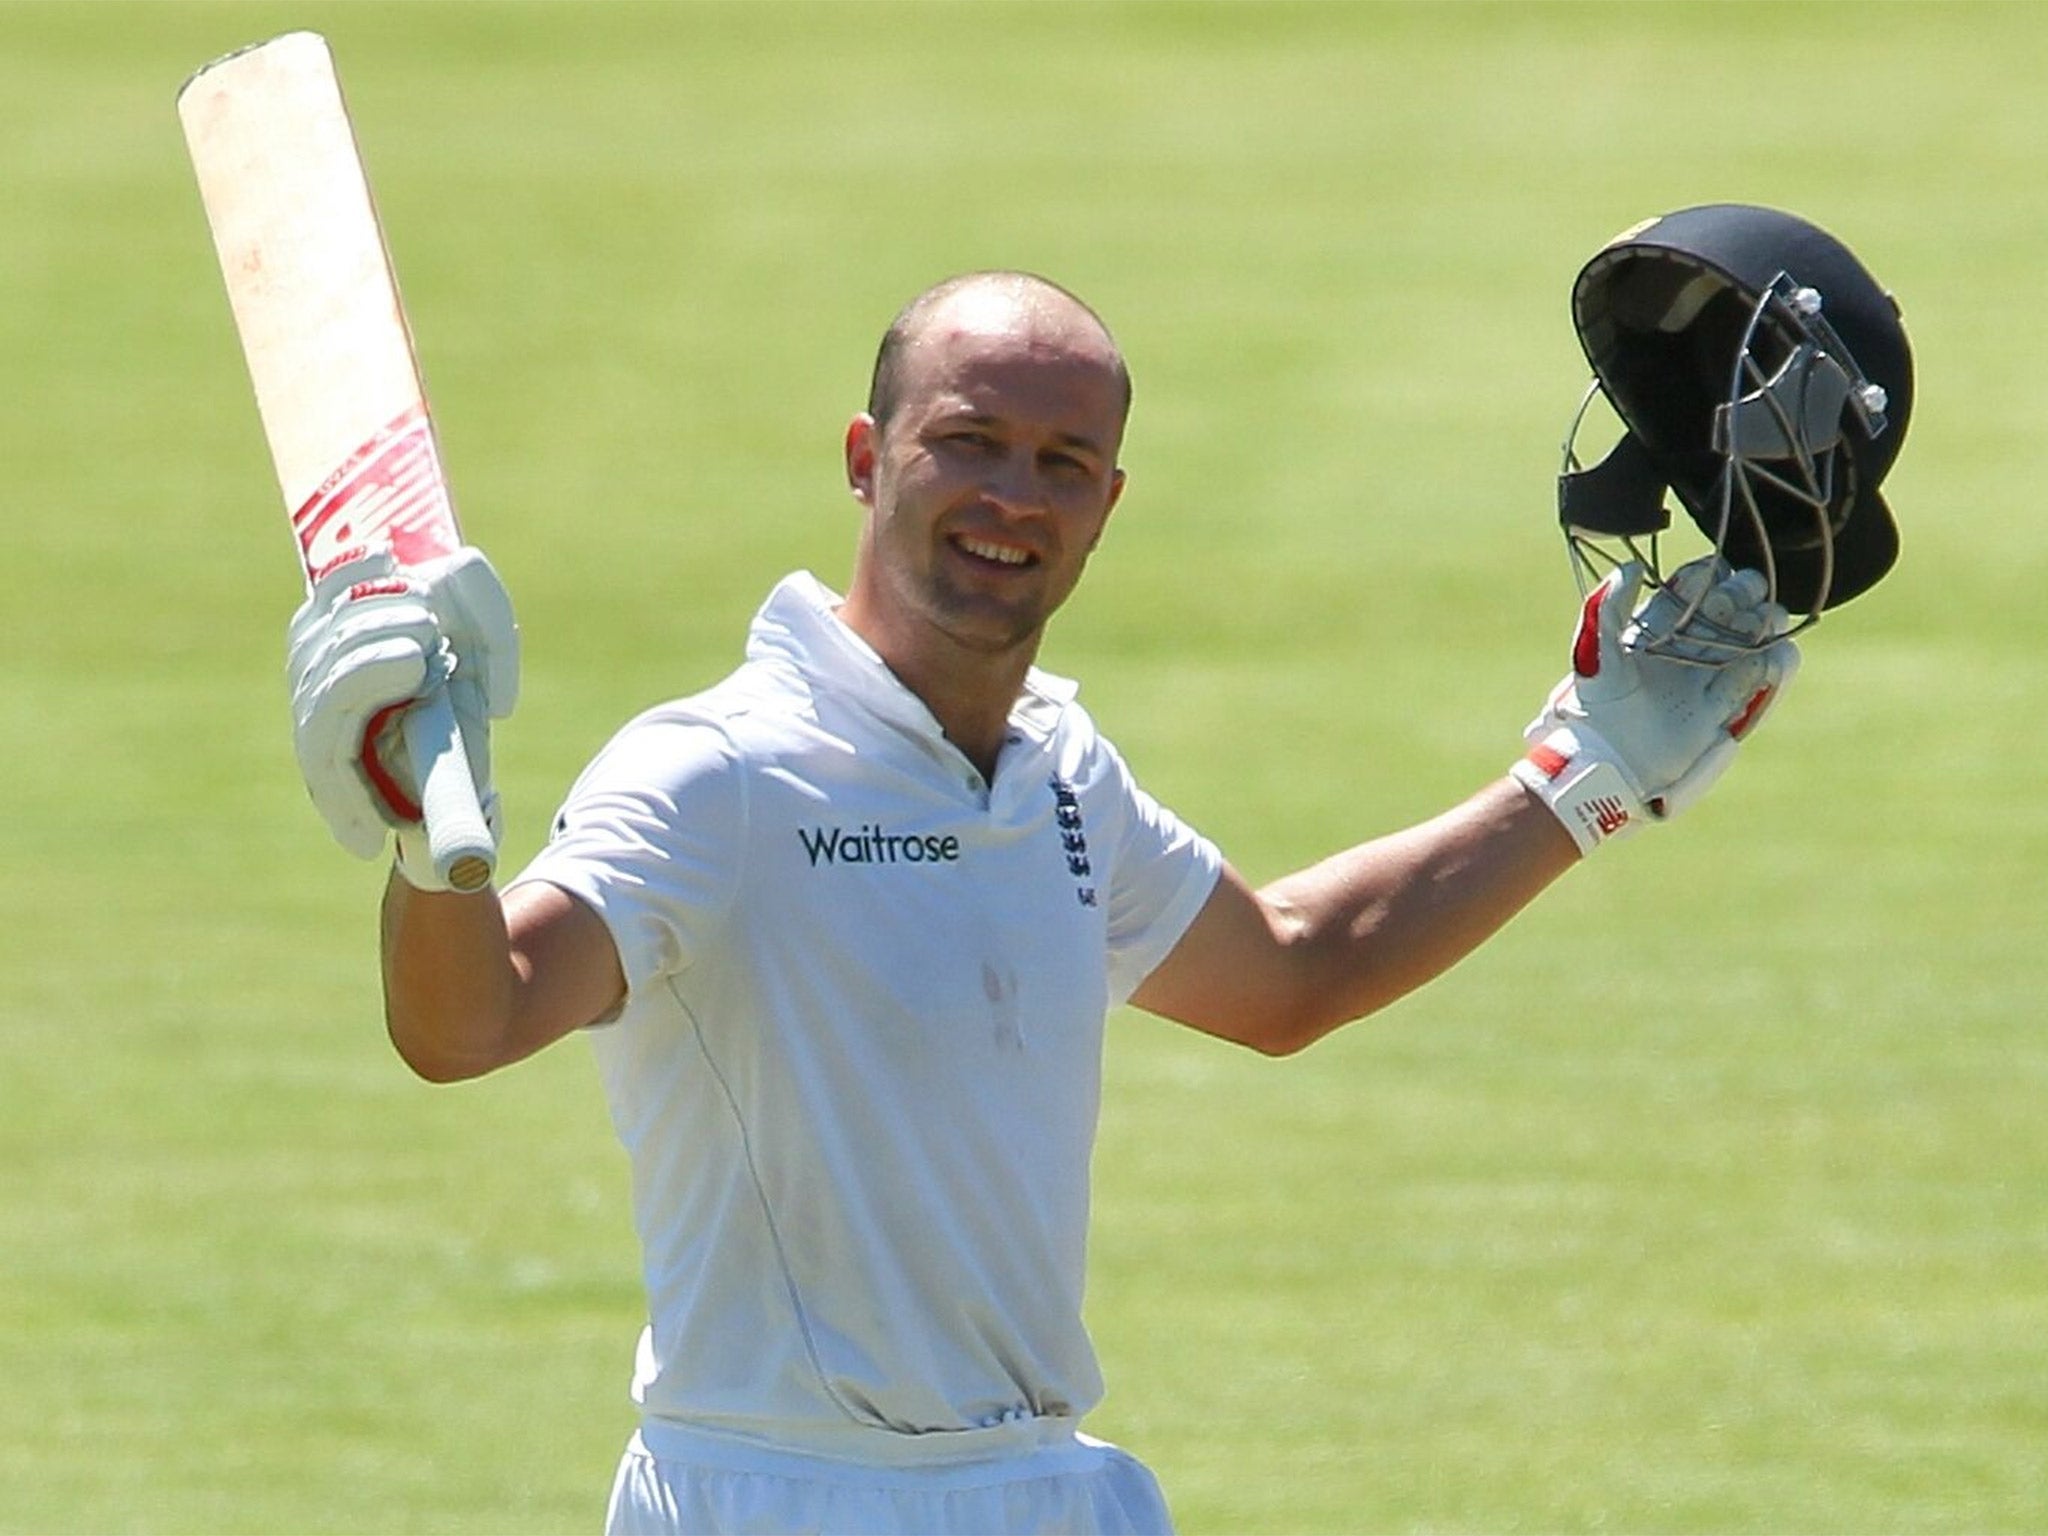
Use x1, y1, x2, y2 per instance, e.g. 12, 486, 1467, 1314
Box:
745, 572, 1078, 748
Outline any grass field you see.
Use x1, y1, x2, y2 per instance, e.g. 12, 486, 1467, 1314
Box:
4, 2, 2046, 1531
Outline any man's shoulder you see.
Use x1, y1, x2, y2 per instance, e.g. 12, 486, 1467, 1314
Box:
1032, 690, 1129, 787
603, 656, 828, 769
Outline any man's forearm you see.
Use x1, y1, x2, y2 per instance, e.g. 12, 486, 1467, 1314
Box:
1257, 777, 1579, 1042
1134, 777, 1580, 1054
380, 872, 628, 1082
379, 871, 523, 1082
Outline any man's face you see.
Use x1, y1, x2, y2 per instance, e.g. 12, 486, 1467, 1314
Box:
843, 297, 1127, 667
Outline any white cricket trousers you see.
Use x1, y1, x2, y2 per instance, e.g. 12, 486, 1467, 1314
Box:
605, 1418, 1175, 1535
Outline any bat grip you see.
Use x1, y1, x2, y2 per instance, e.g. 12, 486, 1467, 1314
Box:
399, 687, 496, 892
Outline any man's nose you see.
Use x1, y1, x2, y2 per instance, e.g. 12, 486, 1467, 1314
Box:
981, 449, 1047, 516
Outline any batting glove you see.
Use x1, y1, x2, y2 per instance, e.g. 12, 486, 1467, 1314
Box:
1510, 556, 1798, 856
286, 545, 520, 883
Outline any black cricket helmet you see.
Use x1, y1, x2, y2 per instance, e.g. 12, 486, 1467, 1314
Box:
1557, 203, 1912, 633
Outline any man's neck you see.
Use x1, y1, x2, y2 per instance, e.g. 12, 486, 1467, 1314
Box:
836, 604, 1035, 784
880, 639, 1032, 783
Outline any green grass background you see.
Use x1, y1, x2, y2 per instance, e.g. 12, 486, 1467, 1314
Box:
4, 1, 2044, 1530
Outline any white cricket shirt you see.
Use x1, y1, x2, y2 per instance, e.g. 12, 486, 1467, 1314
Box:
514, 572, 1221, 1463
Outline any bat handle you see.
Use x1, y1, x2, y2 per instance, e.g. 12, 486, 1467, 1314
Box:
399, 687, 497, 893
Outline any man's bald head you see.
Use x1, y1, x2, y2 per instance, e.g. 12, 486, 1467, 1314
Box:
865, 271, 1132, 432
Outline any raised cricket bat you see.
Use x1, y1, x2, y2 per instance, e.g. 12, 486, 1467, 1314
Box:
179, 32, 495, 892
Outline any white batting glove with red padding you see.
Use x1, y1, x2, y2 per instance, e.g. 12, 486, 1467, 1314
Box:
286, 545, 520, 884
1511, 557, 1798, 856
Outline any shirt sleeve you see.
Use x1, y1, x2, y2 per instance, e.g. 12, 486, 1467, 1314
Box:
1097, 742, 1223, 1009
508, 710, 745, 1006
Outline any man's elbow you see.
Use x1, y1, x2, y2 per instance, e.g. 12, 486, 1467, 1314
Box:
1242, 1027, 1313, 1060
1218, 991, 1373, 1058
386, 1017, 508, 1084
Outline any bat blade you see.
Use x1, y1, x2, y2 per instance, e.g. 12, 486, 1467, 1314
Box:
181, 32, 494, 892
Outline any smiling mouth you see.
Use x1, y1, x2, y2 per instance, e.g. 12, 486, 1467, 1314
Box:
953, 534, 1035, 568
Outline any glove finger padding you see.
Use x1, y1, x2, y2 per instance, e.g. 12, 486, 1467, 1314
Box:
1633, 558, 1788, 663
1569, 562, 1646, 705
285, 544, 518, 864
416, 546, 520, 719
288, 555, 444, 858
1514, 556, 1800, 855
1697, 567, 1770, 633
294, 642, 433, 856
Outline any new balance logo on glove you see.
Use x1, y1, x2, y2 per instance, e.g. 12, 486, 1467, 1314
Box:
1588, 795, 1632, 840
1511, 729, 1643, 855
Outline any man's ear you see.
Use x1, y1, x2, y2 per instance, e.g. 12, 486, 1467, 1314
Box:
844, 414, 878, 506
1088, 467, 1128, 551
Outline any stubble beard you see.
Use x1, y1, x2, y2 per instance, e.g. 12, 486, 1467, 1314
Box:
917, 564, 1049, 660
